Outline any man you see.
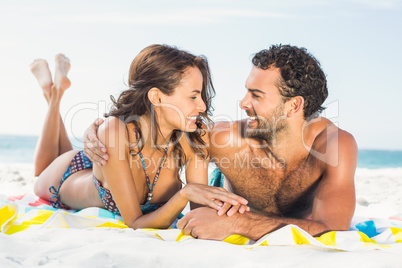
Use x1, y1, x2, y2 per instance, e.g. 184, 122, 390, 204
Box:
84, 44, 358, 241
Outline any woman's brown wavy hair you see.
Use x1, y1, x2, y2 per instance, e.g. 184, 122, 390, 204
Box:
105, 44, 215, 171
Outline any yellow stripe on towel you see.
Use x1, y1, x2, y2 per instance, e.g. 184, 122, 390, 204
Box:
292, 226, 310, 245
391, 227, 402, 243
315, 231, 337, 247
96, 222, 128, 229
22, 210, 54, 225
224, 234, 250, 245
0, 203, 18, 233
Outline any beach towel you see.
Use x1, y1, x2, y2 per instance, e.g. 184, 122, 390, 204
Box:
1, 194, 402, 251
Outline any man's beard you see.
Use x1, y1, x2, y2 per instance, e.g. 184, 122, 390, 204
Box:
246, 103, 287, 146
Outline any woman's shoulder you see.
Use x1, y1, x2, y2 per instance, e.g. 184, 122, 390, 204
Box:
98, 116, 129, 145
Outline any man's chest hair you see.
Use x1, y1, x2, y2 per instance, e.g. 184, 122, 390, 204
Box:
219, 152, 321, 216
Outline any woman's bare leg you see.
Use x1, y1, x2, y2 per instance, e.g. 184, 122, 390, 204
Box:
58, 115, 73, 155
30, 57, 72, 158
31, 55, 103, 209
31, 55, 72, 176
54, 54, 73, 155
31, 59, 59, 176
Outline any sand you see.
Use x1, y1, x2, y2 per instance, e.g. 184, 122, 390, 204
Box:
1, 163, 402, 267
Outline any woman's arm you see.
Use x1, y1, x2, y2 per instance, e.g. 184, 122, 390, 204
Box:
128, 183, 248, 229
98, 118, 248, 229
97, 117, 143, 225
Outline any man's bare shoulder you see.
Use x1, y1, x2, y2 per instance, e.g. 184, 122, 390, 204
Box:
210, 120, 246, 148
211, 120, 241, 132
310, 117, 357, 150
309, 117, 358, 170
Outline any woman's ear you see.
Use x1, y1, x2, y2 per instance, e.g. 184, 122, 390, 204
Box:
286, 96, 304, 118
148, 87, 162, 105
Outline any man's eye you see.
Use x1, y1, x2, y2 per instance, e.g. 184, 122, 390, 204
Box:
252, 93, 260, 98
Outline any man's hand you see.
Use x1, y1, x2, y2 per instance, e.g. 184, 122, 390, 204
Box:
83, 118, 109, 165
177, 207, 238, 240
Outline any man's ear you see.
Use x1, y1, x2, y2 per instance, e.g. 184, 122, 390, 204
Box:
286, 96, 304, 117
148, 87, 162, 105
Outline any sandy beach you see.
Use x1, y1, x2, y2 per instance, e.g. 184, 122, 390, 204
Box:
1, 163, 402, 267
1, 0, 401, 266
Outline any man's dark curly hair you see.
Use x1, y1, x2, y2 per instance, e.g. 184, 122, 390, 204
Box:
252, 44, 328, 119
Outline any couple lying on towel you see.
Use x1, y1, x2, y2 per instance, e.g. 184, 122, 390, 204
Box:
32, 44, 358, 241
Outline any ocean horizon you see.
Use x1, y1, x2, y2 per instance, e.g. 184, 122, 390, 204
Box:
1, 134, 402, 169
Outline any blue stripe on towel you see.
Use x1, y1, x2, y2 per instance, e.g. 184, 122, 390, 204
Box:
356, 220, 381, 238
98, 208, 117, 219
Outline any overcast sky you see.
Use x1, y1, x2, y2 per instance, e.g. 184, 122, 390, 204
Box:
0, 0, 401, 150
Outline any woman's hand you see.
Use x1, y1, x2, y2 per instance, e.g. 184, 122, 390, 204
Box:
83, 118, 109, 165
181, 183, 250, 217
216, 202, 250, 217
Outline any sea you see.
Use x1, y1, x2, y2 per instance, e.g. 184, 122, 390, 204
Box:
0, 134, 402, 169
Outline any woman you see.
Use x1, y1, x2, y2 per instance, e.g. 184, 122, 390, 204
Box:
32, 45, 249, 229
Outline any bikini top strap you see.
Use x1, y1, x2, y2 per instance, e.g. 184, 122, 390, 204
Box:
134, 127, 171, 205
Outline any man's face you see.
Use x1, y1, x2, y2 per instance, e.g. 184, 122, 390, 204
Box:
239, 66, 288, 145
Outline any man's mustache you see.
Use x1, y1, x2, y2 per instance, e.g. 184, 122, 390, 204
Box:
246, 107, 258, 118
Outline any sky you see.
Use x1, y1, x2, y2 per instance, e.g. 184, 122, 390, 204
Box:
0, 0, 401, 150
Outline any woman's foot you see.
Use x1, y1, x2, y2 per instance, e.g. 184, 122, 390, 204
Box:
54, 54, 71, 91
30, 59, 53, 102
50, 54, 71, 103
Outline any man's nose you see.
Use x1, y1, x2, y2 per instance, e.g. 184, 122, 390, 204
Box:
239, 94, 251, 111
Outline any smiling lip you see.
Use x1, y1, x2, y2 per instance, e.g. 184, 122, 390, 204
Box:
187, 116, 198, 123
247, 116, 258, 126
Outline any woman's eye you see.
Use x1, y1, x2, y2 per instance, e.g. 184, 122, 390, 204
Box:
191, 96, 197, 99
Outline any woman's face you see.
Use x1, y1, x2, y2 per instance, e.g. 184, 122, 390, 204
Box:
158, 66, 206, 133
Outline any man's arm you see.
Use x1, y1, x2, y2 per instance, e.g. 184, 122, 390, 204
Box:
177, 207, 332, 240
83, 118, 109, 165
177, 129, 358, 240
